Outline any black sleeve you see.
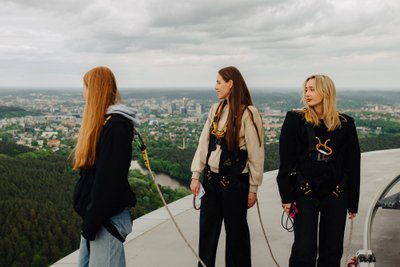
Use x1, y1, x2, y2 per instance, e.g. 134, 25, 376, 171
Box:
82, 117, 133, 240
276, 111, 299, 203
344, 117, 361, 213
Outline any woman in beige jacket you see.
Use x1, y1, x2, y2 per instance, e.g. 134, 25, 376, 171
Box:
190, 66, 264, 267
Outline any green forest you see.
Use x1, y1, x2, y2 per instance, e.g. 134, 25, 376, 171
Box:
0, 145, 80, 267
0, 142, 189, 267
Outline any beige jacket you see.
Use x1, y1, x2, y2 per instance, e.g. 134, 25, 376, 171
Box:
191, 102, 264, 193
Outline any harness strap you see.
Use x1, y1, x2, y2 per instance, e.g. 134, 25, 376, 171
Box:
85, 221, 126, 253
306, 124, 316, 154
206, 102, 249, 173
211, 100, 227, 137
103, 221, 126, 243
104, 115, 112, 125
297, 121, 347, 196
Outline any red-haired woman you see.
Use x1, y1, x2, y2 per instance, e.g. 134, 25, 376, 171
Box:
190, 66, 264, 267
73, 66, 139, 267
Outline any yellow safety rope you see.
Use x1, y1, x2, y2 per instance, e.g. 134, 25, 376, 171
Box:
134, 130, 207, 267
104, 117, 206, 265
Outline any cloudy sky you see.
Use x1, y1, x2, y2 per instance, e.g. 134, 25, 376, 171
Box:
0, 0, 399, 89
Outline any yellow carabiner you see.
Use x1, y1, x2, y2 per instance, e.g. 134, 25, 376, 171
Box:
315, 136, 322, 151
322, 139, 333, 156
315, 137, 333, 156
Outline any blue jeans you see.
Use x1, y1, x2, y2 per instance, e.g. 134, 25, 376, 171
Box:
78, 210, 133, 267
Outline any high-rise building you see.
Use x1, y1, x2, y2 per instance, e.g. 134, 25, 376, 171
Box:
182, 97, 188, 108
180, 106, 187, 114
195, 103, 204, 116
168, 103, 177, 114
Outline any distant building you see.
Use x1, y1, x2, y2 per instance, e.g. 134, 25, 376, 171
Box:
47, 139, 61, 147
180, 106, 187, 114
195, 103, 204, 116
16, 140, 26, 146
41, 131, 58, 138
149, 119, 158, 126
44, 115, 76, 123
356, 126, 370, 133
168, 103, 177, 114
182, 97, 188, 108
169, 132, 176, 141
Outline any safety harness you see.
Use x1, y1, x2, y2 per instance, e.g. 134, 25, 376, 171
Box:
296, 122, 346, 198
204, 100, 249, 186
130, 106, 280, 267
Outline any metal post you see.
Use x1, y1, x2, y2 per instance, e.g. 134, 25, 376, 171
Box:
363, 174, 400, 249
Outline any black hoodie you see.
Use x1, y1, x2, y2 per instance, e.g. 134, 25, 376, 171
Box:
73, 105, 139, 240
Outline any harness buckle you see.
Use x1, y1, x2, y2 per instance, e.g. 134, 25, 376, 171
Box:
332, 184, 344, 197
206, 170, 212, 181
220, 176, 230, 187
299, 182, 312, 195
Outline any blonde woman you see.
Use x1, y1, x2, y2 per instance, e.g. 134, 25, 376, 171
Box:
190, 66, 264, 267
277, 75, 360, 267
73, 66, 139, 267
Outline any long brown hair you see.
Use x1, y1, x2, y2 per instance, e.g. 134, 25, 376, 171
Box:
298, 74, 343, 131
218, 66, 261, 151
73, 66, 121, 170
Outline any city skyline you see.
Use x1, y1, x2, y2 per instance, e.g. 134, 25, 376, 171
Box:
2, 89, 399, 150
0, 0, 399, 89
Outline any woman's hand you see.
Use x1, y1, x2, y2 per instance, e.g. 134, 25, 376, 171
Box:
248, 192, 257, 208
348, 212, 357, 219
190, 178, 200, 196
282, 203, 292, 215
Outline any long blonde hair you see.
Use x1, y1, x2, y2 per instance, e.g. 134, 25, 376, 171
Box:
73, 66, 121, 170
298, 74, 343, 131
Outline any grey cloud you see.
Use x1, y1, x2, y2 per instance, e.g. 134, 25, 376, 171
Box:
3, 0, 399, 55
147, 0, 273, 28
0, 0, 399, 87
5, 0, 88, 14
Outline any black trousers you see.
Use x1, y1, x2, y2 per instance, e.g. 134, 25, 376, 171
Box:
289, 192, 348, 267
198, 172, 251, 267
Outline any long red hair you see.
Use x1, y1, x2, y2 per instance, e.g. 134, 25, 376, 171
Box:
73, 66, 120, 170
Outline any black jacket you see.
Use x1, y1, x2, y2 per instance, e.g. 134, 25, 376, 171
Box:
73, 114, 137, 240
276, 110, 360, 213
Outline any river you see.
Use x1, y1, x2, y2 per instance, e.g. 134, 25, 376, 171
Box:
130, 160, 187, 189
